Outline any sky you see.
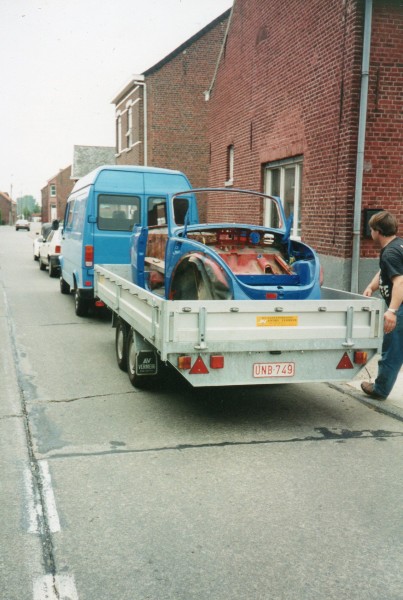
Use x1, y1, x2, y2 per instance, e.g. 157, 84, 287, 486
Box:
0, 0, 233, 202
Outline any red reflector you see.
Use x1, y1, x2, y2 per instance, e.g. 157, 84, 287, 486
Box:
178, 356, 192, 370
95, 300, 105, 307
336, 352, 354, 370
85, 245, 94, 266
189, 356, 209, 374
84, 280, 92, 287
354, 351, 368, 365
210, 355, 224, 369
266, 293, 278, 299
55, 245, 61, 253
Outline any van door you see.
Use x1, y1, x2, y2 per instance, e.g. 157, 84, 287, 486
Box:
94, 193, 141, 266
61, 191, 89, 289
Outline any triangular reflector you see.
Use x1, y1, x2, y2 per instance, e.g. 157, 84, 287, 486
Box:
189, 356, 209, 374
336, 352, 354, 369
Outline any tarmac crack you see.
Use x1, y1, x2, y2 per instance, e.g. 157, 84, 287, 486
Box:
46, 428, 403, 460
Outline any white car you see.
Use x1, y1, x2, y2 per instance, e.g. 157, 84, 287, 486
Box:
16, 218, 30, 231
33, 223, 52, 261
38, 227, 63, 277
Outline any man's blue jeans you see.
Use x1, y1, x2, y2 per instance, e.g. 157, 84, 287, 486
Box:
374, 305, 403, 398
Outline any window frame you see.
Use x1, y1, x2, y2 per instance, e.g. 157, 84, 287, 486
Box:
263, 156, 303, 238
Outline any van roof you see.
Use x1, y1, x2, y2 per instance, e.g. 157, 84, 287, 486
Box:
70, 165, 187, 194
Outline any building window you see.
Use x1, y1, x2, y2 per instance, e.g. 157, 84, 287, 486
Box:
225, 144, 234, 186
264, 157, 303, 238
126, 106, 133, 148
50, 184, 56, 197
116, 114, 122, 154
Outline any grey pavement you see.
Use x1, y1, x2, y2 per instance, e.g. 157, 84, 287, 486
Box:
339, 353, 403, 422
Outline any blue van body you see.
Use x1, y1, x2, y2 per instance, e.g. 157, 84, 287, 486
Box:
60, 165, 192, 315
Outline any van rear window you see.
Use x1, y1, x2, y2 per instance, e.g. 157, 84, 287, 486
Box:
98, 195, 140, 231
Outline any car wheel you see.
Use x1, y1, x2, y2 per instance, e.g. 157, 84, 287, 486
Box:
74, 289, 90, 317
115, 320, 128, 371
60, 277, 70, 295
48, 261, 58, 278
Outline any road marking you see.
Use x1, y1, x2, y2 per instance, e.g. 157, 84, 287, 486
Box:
24, 467, 41, 534
33, 574, 79, 600
39, 461, 61, 533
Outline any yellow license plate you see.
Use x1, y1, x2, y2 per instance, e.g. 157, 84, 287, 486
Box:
256, 315, 298, 327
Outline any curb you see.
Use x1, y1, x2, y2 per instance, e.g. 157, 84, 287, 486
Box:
328, 382, 403, 423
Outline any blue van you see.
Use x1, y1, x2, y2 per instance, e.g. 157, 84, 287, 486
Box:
60, 165, 191, 316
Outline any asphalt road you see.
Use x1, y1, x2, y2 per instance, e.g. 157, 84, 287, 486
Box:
1, 225, 403, 600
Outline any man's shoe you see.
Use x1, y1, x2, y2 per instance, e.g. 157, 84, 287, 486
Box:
361, 381, 386, 401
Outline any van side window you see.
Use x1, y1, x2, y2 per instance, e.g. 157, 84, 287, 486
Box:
65, 200, 76, 230
98, 195, 140, 231
148, 197, 167, 227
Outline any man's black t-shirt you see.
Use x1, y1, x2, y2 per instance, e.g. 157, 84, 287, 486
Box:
379, 236, 403, 306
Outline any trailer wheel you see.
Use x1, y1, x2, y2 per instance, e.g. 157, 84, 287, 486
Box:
115, 319, 128, 371
126, 328, 158, 388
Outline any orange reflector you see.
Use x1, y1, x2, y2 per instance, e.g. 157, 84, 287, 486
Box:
210, 355, 224, 369
336, 352, 354, 370
189, 356, 209, 374
266, 293, 278, 299
178, 356, 192, 370
95, 300, 105, 307
354, 351, 368, 365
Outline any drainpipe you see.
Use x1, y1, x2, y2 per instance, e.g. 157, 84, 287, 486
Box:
350, 0, 373, 293
133, 75, 148, 166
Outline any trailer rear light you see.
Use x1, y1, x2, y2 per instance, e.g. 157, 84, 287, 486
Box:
189, 356, 209, 374
178, 356, 192, 370
266, 292, 278, 299
85, 245, 94, 267
354, 351, 368, 365
55, 245, 61, 253
210, 355, 224, 369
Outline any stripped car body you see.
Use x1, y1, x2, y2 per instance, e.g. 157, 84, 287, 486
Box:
131, 188, 321, 301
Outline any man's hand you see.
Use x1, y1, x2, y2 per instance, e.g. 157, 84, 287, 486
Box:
384, 310, 397, 334
363, 286, 373, 297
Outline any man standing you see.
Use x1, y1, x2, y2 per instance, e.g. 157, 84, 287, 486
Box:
361, 211, 403, 400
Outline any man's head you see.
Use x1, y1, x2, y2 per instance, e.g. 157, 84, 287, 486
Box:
369, 211, 398, 238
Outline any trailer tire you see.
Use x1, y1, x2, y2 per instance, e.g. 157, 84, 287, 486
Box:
115, 319, 128, 371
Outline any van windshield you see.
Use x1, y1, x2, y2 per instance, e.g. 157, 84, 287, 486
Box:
98, 194, 140, 231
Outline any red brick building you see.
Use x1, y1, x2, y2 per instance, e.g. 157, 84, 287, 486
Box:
112, 9, 230, 189
0, 192, 16, 225
207, 0, 402, 291
41, 165, 74, 223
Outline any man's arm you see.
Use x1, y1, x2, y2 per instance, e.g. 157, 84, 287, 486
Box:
363, 271, 380, 297
383, 274, 403, 333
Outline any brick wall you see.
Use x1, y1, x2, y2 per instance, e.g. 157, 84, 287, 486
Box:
41, 165, 74, 223
361, 0, 403, 258
114, 11, 230, 189
208, 0, 402, 260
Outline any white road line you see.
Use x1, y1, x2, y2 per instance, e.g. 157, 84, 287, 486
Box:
39, 460, 61, 533
23, 467, 41, 534
33, 574, 79, 600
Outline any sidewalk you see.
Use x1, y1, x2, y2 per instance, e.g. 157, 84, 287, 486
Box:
337, 354, 403, 422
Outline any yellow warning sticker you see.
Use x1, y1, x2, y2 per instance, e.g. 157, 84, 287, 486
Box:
256, 315, 298, 327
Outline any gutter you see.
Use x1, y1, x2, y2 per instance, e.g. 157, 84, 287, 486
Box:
350, 0, 373, 293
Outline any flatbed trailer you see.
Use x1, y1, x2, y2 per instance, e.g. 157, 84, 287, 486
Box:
94, 264, 384, 388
